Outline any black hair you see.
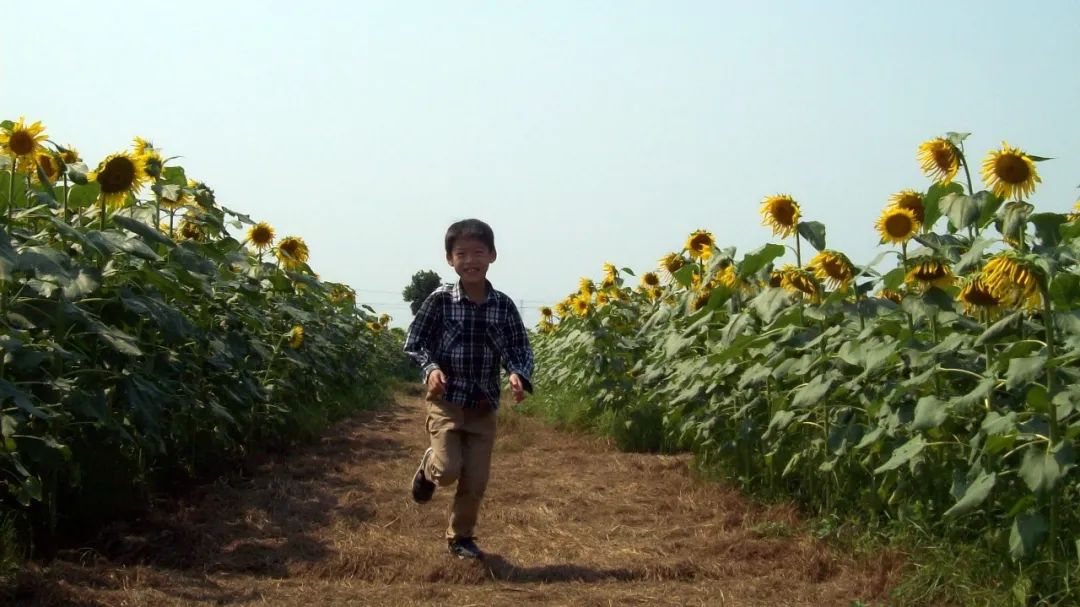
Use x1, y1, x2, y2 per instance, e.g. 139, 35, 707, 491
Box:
444, 219, 495, 256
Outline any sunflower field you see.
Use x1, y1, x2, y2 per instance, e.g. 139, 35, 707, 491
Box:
534, 133, 1080, 602
0, 117, 407, 564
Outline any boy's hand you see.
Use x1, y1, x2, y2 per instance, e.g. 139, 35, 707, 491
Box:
426, 369, 447, 401
509, 373, 526, 404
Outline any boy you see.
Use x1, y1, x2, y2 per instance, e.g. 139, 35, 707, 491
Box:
403, 218, 534, 560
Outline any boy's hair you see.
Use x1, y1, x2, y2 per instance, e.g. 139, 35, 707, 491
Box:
444, 219, 496, 255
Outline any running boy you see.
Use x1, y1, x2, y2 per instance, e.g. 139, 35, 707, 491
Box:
403, 218, 534, 559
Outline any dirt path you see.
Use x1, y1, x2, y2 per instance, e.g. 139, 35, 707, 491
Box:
11, 392, 900, 606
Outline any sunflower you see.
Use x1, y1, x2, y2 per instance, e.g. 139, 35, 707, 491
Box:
768, 270, 784, 288
957, 276, 1003, 321
276, 236, 310, 269
658, 252, 685, 282
58, 145, 80, 165
649, 286, 664, 300
367, 321, 383, 332
809, 250, 856, 290
161, 189, 192, 210
571, 295, 591, 316
692, 289, 713, 311
178, 219, 205, 241
888, 189, 925, 224
1069, 200, 1080, 223
0, 117, 48, 164
554, 302, 570, 318
917, 137, 960, 184
134, 137, 164, 178
981, 253, 1042, 311
905, 258, 954, 289
981, 141, 1041, 201
601, 262, 618, 287
876, 207, 919, 245
685, 230, 715, 260
34, 152, 62, 184
711, 264, 739, 290
760, 195, 801, 238
578, 277, 596, 297
641, 272, 660, 288
596, 291, 610, 307
780, 265, 820, 300
329, 284, 356, 305
540, 306, 553, 319
288, 325, 304, 349
537, 318, 555, 334
878, 289, 904, 304
379, 313, 391, 326
89, 151, 149, 209
247, 222, 276, 251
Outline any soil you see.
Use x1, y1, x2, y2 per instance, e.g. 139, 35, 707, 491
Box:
8, 392, 902, 606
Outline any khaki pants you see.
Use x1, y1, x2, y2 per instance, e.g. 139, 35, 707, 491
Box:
425, 399, 497, 540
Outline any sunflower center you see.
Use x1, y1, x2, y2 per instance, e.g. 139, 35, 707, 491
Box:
771, 201, 796, 226
994, 154, 1030, 185
98, 157, 137, 194
897, 196, 925, 223
884, 213, 914, 238
9, 131, 34, 155
252, 227, 272, 243
933, 146, 954, 171
965, 284, 999, 307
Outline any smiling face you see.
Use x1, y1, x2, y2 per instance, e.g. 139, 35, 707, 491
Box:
447, 237, 496, 287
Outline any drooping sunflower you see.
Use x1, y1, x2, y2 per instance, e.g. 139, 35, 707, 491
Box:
540, 306, 554, 319
905, 258, 954, 289
247, 222, 276, 251
692, 289, 713, 311
768, 270, 784, 289
780, 265, 820, 301
276, 236, 310, 269
34, 152, 62, 184
58, 145, 80, 166
876, 206, 919, 245
981, 253, 1042, 311
537, 318, 555, 334
554, 302, 570, 319
684, 230, 715, 261
649, 286, 664, 301
640, 272, 660, 288
134, 136, 164, 179
0, 117, 48, 164
809, 250, 856, 290
957, 276, 1003, 321
178, 219, 205, 241
601, 262, 618, 288
760, 195, 801, 238
981, 141, 1041, 201
89, 151, 149, 209
888, 189, 925, 225
658, 252, 685, 282
878, 289, 904, 305
288, 325, 305, 349
917, 137, 960, 184
329, 284, 356, 305
578, 277, 596, 297
1068, 200, 1080, 223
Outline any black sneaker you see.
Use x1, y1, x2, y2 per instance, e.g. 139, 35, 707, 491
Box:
448, 536, 483, 560
411, 447, 435, 504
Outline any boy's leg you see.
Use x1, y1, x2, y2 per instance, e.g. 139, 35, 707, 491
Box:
426, 399, 464, 487
446, 404, 497, 540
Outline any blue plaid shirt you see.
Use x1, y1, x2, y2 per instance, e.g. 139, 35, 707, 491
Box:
404, 281, 534, 409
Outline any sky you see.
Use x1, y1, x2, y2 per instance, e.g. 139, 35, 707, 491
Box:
3, 1, 1079, 328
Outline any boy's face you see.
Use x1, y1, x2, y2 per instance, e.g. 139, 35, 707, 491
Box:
447, 237, 496, 286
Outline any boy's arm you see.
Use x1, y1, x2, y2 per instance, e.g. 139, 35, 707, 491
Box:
403, 292, 442, 381
502, 299, 535, 393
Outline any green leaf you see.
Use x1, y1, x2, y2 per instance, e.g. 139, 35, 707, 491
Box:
881, 267, 906, 291
945, 470, 996, 517
1050, 273, 1080, 312
673, 264, 697, 289
923, 182, 964, 230
973, 191, 1004, 229
65, 182, 101, 208
1019, 440, 1073, 494
1027, 385, 1050, 413
1010, 513, 1048, 560
912, 396, 948, 431
955, 238, 992, 275
975, 311, 1022, 346
1030, 212, 1067, 247
0, 379, 48, 419
1000, 201, 1035, 242
874, 435, 926, 473
1005, 356, 1046, 392
161, 166, 188, 186
797, 221, 827, 252
790, 374, 833, 409
737, 243, 785, 279
112, 215, 177, 250
939, 193, 980, 232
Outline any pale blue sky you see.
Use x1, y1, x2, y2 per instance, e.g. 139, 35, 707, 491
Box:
4, 1, 1078, 327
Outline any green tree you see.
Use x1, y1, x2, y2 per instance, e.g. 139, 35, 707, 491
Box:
402, 269, 442, 314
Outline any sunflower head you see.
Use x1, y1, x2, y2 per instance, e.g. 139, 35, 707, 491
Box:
58, 145, 81, 166
780, 265, 820, 301
917, 137, 960, 184
571, 294, 591, 316
981, 141, 1041, 201
691, 289, 713, 311
537, 317, 555, 334
276, 236, 310, 269
178, 219, 206, 241
329, 284, 356, 305
809, 250, 856, 290
760, 195, 801, 238
367, 321, 383, 333
1068, 200, 1080, 223
540, 306, 554, 319
247, 221, 276, 251
684, 230, 716, 260
134, 137, 164, 178
957, 276, 1003, 321
710, 264, 739, 290
659, 252, 685, 281
596, 291, 610, 307
90, 151, 149, 209
641, 272, 660, 288
288, 325, 304, 349
554, 302, 570, 318
981, 253, 1043, 311
34, 152, 62, 184
876, 206, 919, 245
379, 313, 391, 326
602, 262, 618, 283
878, 289, 904, 304
905, 258, 954, 290
889, 189, 925, 225
578, 278, 596, 297
0, 117, 48, 163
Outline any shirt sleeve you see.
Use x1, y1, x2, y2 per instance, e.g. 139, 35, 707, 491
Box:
403, 292, 442, 380
501, 298, 535, 392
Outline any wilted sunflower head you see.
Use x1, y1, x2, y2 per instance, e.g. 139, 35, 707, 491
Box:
917, 137, 960, 184
90, 151, 149, 209
34, 152, 61, 184
878, 288, 904, 304
780, 265, 820, 301
329, 284, 356, 305
58, 145, 80, 165
905, 258, 954, 289
684, 230, 715, 260
578, 277, 596, 297
760, 195, 801, 238
276, 236, 310, 269
658, 252, 685, 281
540, 306, 554, 319
178, 219, 205, 241
247, 222, 276, 251
876, 206, 919, 245
957, 276, 1003, 321
768, 269, 784, 288
641, 272, 660, 288
889, 189, 925, 225
537, 318, 555, 334
288, 325, 304, 349
981, 141, 1041, 201
809, 250, 855, 290
981, 253, 1043, 311
602, 262, 618, 282
0, 117, 48, 163
365, 321, 381, 332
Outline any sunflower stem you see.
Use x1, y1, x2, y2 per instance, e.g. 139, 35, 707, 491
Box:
1040, 286, 1059, 565
6, 158, 15, 224
959, 141, 975, 197
98, 193, 106, 231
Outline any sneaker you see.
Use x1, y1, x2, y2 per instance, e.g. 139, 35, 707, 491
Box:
411, 447, 435, 504
448, 536, 483, 559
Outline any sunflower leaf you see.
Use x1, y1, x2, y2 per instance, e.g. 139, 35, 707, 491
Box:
112, 216, 177, 250
945, 470, 996, 517
1027, 155, 1053, 162
939, 193, 979, 232
999, 201, 1035, 242
737, 243, 785, 279
797, 221, 827, 252
974, 190, 1004, 229
1030, 213, 1067, 247
1005, 356, 1046, 392
1050, 273, 1080, 311
946, 132, 970, 145
923, 182, 964, 231
975, 311, 1022, 346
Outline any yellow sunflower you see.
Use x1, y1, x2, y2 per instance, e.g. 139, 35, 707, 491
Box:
957, 276, 1003, 321
276, 236, 310, 269
981, 253, 1042, 311
554, 302, 570, 318
247, 222, 276, 251
710, 264, 739, 290
288, 325, 304, 349
780, 265, 820, 301
379, 313, 391, 326
685, 229, 715, 261
596, 291, 610, 307
889, 189, 925, 225
768, 270, 784, 288
89, 151, 149, 209
981, 141, 1041, 201
578, 277, 596, 297
571, 294, 591, 316
809, 250, 856, 290
905, 258, 954, 289
178, 219, 205, 241
641, 272, 660, 288
1069, 200, 1080, 223
692, 289, 713, 311
658, 252, 685, 282
160, 189, 192, 210
878, 289, 904, 304
540, 306, 554, 319
602, 262, 618, 286
760, 194, 801, 238
329, 284, 356, 305
537, 318, 555, 334
876, 207, 919, 245
134, 136, 164, 178
917, 137, 960, 184
367, 321, 383, 333
58, 145, 81, 166
0, 117, 48, 164
34, 152, 62, 184
649, 286, 664, 300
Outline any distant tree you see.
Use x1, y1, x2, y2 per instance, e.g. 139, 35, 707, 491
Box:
402, 270, 443, 314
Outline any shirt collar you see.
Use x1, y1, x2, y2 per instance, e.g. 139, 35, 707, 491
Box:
451, 280, 496, 305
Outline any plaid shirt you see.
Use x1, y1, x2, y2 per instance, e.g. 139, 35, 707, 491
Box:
404, 281, 534, 409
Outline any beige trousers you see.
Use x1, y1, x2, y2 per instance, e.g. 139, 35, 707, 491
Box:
425, 399, 497, 540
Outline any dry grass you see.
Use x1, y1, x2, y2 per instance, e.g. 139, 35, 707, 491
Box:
5, 394, 903, 606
